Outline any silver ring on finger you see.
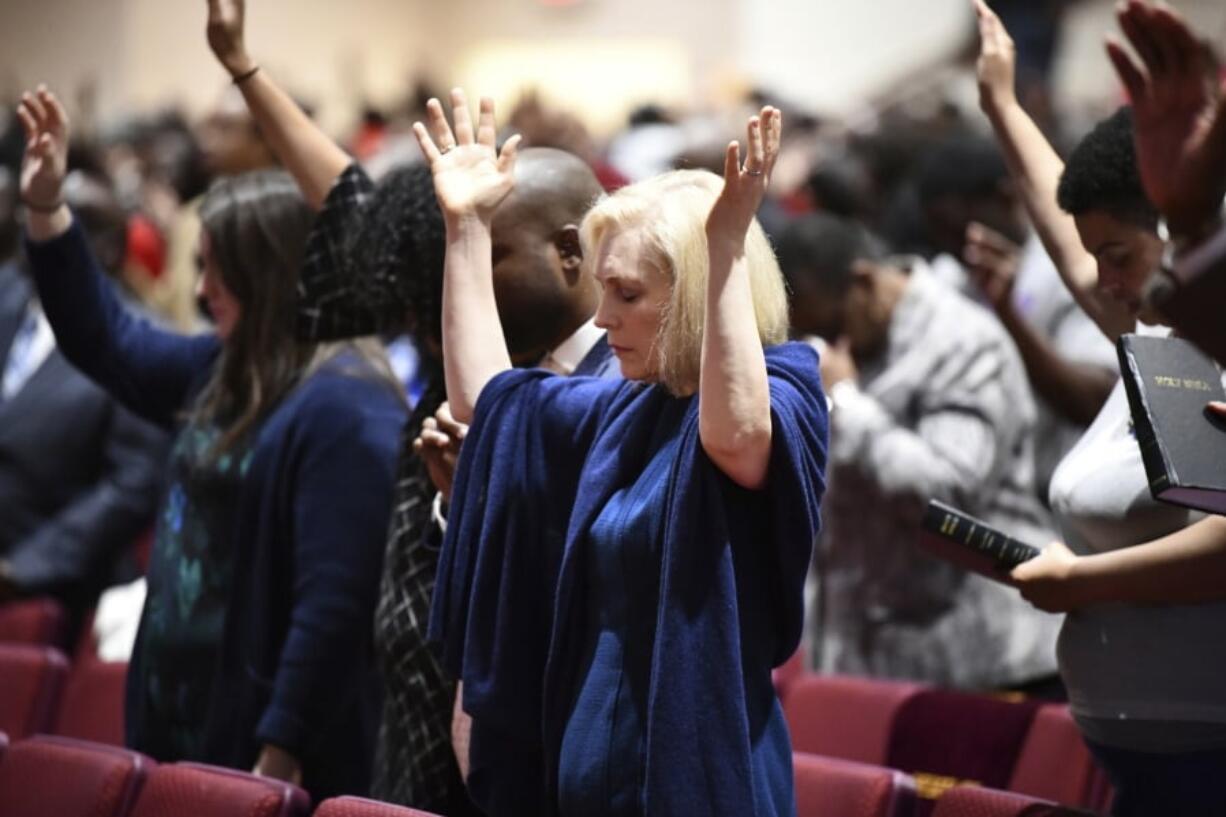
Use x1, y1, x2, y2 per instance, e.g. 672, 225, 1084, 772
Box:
745, 168, 763, 177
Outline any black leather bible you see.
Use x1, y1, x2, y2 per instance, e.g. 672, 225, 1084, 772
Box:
1117, 333, 1226, 515
918, 500, 1040, 580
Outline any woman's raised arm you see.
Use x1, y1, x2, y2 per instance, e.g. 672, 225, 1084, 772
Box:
699, 108, 781, 490
205, 0, 350, 209
412, 89, 520, 422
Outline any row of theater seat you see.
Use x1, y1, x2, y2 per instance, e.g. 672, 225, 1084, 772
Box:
0, 644, 125, 744
1, 596, 1110, 815
0, 731, 1094, 817
0, 598, 128, 745
793, 752, 1097, 816
0, 733, 440, 817
779, 672, 1114, 814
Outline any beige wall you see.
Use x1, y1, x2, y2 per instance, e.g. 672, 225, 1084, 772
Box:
1, 0, 430, 134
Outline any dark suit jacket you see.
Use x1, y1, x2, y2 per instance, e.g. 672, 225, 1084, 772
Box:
0, 260, 167, 609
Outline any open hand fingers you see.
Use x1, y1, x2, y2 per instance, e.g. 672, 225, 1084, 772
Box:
722, 140, 740, 183
972, 0, 996, 39
745, 115, 764, 176
37, 88, 68, 136
1106, 36, 1148, 104
426, 97, 457, 155
1145, 3, 1201, 79
1119, 0, 1168, 77
450, 88, 475, 146
761, 107, 781, 176
412, 121, 442, 164
15, 101, 38, 145
497, 133, 522, 175
477, 97, 497, 147
24, 89, 48, 125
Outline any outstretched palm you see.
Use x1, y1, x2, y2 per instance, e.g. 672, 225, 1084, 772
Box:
412, 89, 519, 222
706, 106, 782, 248
15, 88, 70, 208
1108, 0, 1226, 235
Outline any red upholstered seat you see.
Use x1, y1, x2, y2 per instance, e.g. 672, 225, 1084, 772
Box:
0, 598, 68, 646
784, 673, 924, 764
315, 795, 444, 817
128, 762, 311, 817
794, 752, 917, 817
0, 645, 69, 739
55, 659, 128, 745
0, 735, 152, 817
932, 785, 1097, 817
1009, 705, 1112, 812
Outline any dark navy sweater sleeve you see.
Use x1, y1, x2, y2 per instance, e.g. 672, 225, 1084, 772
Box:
24, 218, 219, 428
254, 371, 405, 754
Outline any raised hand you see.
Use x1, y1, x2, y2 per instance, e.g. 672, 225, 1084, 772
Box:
706, 106, 781, 251
412, 89, 521, 224
16, 87, 70, 211
206, 0, 255, 76
1107, 0, 1226, 239
963, 221, 1020, 310
973, 0, 1017, 114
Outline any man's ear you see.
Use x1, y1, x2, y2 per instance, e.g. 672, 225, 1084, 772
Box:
555, 224, 583, 270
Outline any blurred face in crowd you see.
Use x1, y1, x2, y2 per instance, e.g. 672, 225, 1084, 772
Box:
488, 197, 595, 364
1074, 209, 1165, 325
789, 260, 896, 361
197, 90, 275, 178
196, 233, 242, 341
924, 190, 1025, 259
592, 225, 671, 381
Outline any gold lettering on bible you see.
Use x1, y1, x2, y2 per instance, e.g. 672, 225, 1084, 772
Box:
1152, 375, 1213, 391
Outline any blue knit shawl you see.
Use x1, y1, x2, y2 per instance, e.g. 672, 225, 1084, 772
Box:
430, 342, 828, 816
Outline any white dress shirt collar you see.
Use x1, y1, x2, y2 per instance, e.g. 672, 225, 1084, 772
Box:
539, 317, 604, 375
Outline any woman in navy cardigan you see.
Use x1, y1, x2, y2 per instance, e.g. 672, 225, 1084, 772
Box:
18, 87, 406, 800
416, 92, 828, 816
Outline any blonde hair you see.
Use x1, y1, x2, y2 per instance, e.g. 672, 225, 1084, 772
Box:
580, 169, 789, 395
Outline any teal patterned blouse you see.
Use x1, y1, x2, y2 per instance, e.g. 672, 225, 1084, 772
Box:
131, 422, 253, 761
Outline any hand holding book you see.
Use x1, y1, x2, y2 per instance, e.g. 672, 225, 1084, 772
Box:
1010, 541, 1085, 613
918, 500, 1040, 581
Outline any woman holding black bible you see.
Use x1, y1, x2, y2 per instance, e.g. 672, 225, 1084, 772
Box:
974, 2, 1226, 813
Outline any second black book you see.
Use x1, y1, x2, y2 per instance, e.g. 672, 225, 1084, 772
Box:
918, 500, 1040, 582
1117, 334, 1226, 515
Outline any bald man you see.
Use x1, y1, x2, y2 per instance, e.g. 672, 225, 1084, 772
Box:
486, 147, 611, 372
205, 3, 612, 811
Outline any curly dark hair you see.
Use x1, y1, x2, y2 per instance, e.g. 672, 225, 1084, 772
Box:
1056, 107, 1158, 229
347, 163, 447, 346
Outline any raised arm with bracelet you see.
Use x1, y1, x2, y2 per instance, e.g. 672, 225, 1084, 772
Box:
206, 0, 350, 209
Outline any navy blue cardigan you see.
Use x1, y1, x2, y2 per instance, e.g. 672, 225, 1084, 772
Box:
432, 344, 829, 816
26, 221, 406, 799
